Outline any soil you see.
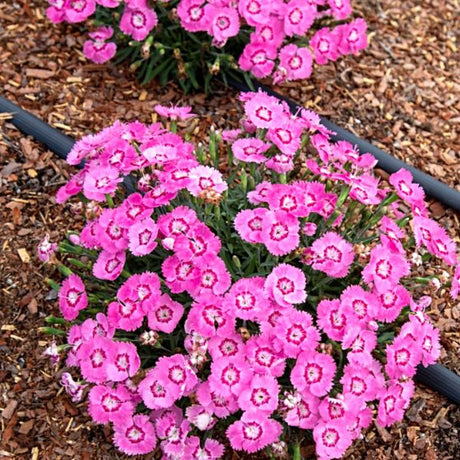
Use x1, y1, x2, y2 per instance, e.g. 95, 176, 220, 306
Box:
0, 0, 459, 459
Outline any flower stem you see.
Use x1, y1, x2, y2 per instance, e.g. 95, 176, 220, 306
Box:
293, 443, 302, 460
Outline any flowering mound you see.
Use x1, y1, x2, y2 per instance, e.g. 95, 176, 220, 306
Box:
46, 0, 367, 89
42, 91, 459, 459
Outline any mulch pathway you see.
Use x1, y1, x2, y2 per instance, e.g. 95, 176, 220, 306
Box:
0, 0, 459, 458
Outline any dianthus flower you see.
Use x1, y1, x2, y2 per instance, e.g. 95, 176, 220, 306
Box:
196, 381, 240, 418
208, 356, 253, 398
385, 335, 422, 379
239, 40, 278, 78
237, 374, 280, 415
261, 210, 300, 256
147, 293, 184, 333
154, 104, 196, 121
377, 380, 414, 427
83, 26, 116, 63
208, 333, 245, 361
283, 0, 316, 37
310, 27, 340, 65
309, 232, 355, 278
184, 436, 224, 460
283, 390, 320, 429
60, 372, 87, 402
120, 0, 158, 41
76, 335, 113, 383
264, 264, 306, 307
226, 413, 283, 454
317, 299, 348, 342
106, 341, 141, 382
234, 208, 268, 244
243, 91, 286, 129
188, 165, 228, 197
88, 384, 135, 424
231, 138, 270, 163
83, 165, 122, 202
37, 234, 58, 262
59, 274, 88, 321
128, 218, 158, 256
389, 169, 425, 207
313, 419, 353, 459
113, 414, 157, 455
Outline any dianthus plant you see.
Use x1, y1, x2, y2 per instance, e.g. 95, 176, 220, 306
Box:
45, 0, 367, 90
41, 91, 459, 460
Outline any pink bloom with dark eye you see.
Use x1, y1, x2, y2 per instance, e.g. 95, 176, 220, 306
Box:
239, 0, 269, 27
413, 216, 457, 266
234, 208, 268, 244
174, 222, 221, 260
261, 210, 300, 256
177, 0, 209, 32
208, 333, 245, 361
65, 0, 96, 23
247, 181, 272, 205
208, 356, 253, 398
283, 391, 320, 429
154, 104, 196, 121
188, 165, 227, 197
108, 298, 145, 332
389, 169, 425, 207
313, 419, 353, 459
76, 336, 113, 383
83, 26, 117, 63
120, 1, 158, 41
147, 293, 184, 333
232, 138, 270, 164
374, 285, 411, 323
239, 41, 278, 78
226, 413, 282, 454
106, 341, 141, 381
46, 0, 67, 23
191, 254, 231, 298
96, 209, 129, 253
225, 276, 270, 321
113, 414, 157, 455
157, 205, 198, 240
244, 91, 285, 129
88, 384, 135, 424
264, 264, 306, 307
273, 309, 320, 358
340, 360, 383, 401
93, 250, 126, 281
59, 274, 88, 321
385, 335, 422, 379
245, 333, 286, 377
128, 218, 158, 256
309, 232, 355, 278
196, 381, 240, 418
328, 0, 352, 20
362, 243, 410, 292
275, 44, 313, 83
291, 350, 336, 397
340, 285, 380, 323
283, 0, 316, 37
317, 299, 348, 342
184, 436, 224, 460
253, 17, 285, 48
83, 165, 122, 202
267, 117, 303, 156
377, 380, 414, 427
310, 27, 340, 65
336, 18, 368, 55
208, 6, 240, 46
162, 255, 199, 293
238, 374, 280, 415
38, 234, 58, 262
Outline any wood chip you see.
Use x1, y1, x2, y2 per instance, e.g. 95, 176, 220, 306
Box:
25, 68, 55, 79
17, 248, 31, 263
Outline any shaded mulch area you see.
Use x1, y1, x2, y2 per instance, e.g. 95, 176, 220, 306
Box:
0, 0, 459, 458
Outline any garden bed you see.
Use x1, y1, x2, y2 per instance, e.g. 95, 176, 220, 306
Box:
0, 0, 459, 458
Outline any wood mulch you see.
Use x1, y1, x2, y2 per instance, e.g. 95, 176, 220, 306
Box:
0, 0, 458, 458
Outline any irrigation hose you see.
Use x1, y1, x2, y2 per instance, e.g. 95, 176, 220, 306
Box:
1, 93, 459, 404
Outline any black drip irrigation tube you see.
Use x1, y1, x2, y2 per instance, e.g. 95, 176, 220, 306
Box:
1, 93, 459, 404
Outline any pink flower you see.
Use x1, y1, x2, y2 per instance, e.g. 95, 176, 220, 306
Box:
374, 285, 411, 323
208, 333, 245, 361
276, 44, 313, 83
313, 419, 353, 459
362, 243, 410, 292
37, 234, 58, 262
309, 232, 355, 278
46, 0, 67, 23
389, 169, 425, 207
208, 6, 240, 46
106, 341, 141, 381
234, 208, 268, 244
158, 205, 198, 240
76, 336, 113, 383
283, 391, 320, 429
317, 299, 348, 342
93, 250, 126, 281
188, 165, 227, 197
83, 165, 122, 202
239, 40, 278, 78
128, 218, 158, 256
65, 0, 96, 23
60, 372, 87, 402
244, 91, 285, 129
83, 26, 117, 63
291, 350, 336, 397
185, 405, 215, 431
265, 264, 306, 307
196, 381, 239, 418
245, 334, 286, 377
283, 0, 316, 37
174, 222, 221, 260
225, 276, 270, 320
340, 358, 383, 401
310, 27, 339, 65
266, 117, 303, 156
231, 138, 270, 163
184, 436, 224, 460
113, 414, 157, 455
239, 0, 269, 27
328, 0, 352, 20
154, 104, 196, 121
261, 210, 300, 256
88, 384, 135, 424
377, 380, 414, 427
120, 1, 158, 41
208, 356, 253, 398
147, 293, 184, 333
96, 209, 129, 253
413, 216, 457, 266
385, 335, 422, 379
336, 18, 367, 55
340, 285, 379, 323
59, 274, 88, 321
238, 374, 279, 415
191, 254, 231, 298
177, 0, 209, 32
226, 413, 282, 454
43, 341, 60, 366
162, 255, 199, 293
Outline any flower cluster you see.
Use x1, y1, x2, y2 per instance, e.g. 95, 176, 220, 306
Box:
45, 0, 367, 87
42, 92, 458, 459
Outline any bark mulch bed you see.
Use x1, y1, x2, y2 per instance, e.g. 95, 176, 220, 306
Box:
1, 0, 459, 458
